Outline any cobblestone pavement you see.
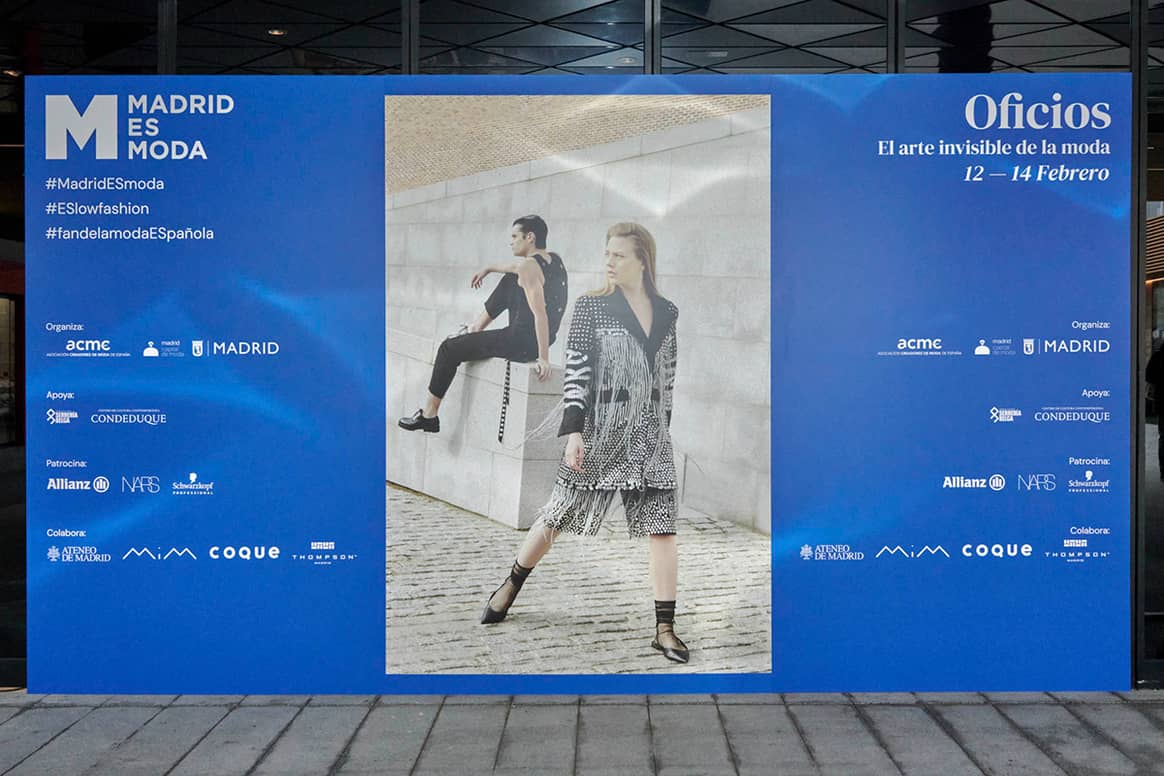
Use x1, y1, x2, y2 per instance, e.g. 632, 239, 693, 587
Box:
386, 485, 771, 675
6, 689, 1164, 775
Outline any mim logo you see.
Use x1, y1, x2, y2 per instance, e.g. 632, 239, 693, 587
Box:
45, 95, 118, 160
122, 547, 197, 560
876, 545, 950, 558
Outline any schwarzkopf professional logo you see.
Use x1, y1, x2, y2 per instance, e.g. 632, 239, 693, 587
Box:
45, 95, 118, 160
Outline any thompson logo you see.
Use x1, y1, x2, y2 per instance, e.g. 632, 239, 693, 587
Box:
942, 474, 1005, 491
1046, 526, 1110, 563
876, 545, 950, 558
291, 541, 359, 566
122, 547, 197, 560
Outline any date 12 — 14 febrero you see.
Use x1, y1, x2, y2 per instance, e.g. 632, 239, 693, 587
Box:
963, 164, 1110, 182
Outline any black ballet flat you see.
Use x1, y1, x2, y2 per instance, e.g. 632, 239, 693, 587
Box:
398, 409, 439, 433
652, 628, 689, 664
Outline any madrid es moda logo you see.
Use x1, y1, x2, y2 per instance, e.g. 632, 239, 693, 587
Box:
44, 93, 231, 161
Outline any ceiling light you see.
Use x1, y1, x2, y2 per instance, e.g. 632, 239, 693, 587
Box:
707, 51, 729, 58
267, 28, 288, 37
2, 69, 20, 78
605, 65, 615, 69
618, 56, 637, 65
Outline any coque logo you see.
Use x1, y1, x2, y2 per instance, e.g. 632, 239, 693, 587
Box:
209, 545, 280, 560
962, 543, 1034, 558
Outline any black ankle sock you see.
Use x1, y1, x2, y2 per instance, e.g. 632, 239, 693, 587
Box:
655, 599, 676, 627
509, 560, 533, 589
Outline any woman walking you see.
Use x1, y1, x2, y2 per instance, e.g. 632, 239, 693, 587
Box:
479, 222, 688, 664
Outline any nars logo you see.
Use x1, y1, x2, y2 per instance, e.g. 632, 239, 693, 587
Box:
45, 95, 118, 160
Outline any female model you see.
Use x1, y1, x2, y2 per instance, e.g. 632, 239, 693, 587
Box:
479, 222, 688, 664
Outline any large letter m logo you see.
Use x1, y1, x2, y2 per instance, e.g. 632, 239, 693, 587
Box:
45, 95, 117, 160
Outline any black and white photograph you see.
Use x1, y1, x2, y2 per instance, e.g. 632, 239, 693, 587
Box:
385, 93, 772, 674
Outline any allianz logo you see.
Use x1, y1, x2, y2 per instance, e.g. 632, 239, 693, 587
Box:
876, 545, 950, 558
943, 474, 1005, 490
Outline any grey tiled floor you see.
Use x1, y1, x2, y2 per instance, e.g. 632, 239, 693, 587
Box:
5, 689, 1164, 775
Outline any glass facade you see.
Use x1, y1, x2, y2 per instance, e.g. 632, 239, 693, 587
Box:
0, 0, 1160, 686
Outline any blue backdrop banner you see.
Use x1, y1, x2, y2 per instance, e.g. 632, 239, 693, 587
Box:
24, 73, 1130, 693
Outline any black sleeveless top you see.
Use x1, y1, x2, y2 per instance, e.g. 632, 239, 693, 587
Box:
509, 252, 568, 346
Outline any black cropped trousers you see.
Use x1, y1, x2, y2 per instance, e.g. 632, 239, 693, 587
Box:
427, 327, 537, 398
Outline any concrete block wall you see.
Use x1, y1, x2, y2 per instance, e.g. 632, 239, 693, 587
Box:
387, 106, 771, 534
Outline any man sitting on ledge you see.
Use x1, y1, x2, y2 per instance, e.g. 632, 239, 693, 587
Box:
398, 214, 568, 434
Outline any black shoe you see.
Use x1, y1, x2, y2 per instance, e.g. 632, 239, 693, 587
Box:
652, 626, 689, 664
480, 561, 532, 624
398, 409, 439, 433
481, 582, 510, 624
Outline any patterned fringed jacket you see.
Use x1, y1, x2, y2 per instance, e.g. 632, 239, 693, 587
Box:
554, 288, 679, 492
